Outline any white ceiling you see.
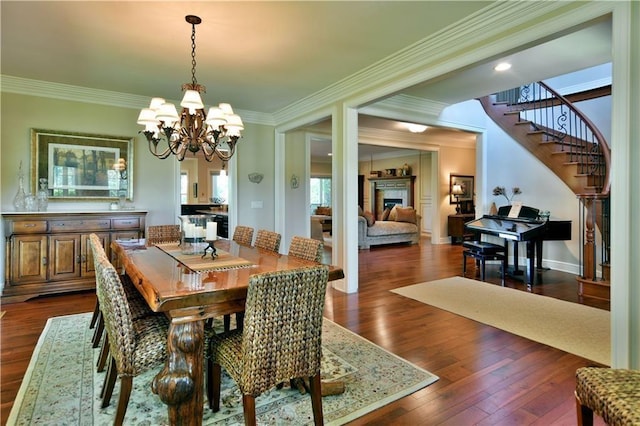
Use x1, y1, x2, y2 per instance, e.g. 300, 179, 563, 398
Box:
1, 2, 611, 160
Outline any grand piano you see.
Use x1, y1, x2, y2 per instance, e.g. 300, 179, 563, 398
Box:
464, 205, 571, 285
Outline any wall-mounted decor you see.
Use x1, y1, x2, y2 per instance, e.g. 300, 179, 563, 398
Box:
449, 174, 474, 204
248, 172, 263, 184
31, 129, 134, 201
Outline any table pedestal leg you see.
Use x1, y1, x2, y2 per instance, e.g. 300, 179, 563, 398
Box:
152, 320, 204, 426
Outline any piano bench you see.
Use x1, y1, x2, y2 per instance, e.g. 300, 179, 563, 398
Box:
462, 242, 506, 285
462, 241, 505, 255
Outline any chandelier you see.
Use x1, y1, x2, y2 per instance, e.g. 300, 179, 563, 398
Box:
137, 15, 243, 162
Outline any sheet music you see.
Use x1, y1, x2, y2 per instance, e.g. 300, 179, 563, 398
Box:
508, 201, 523, 218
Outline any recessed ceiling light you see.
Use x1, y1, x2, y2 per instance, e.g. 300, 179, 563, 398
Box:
494, 62, 512, 72
327, 153, 332, 156
403, 122, 428, 133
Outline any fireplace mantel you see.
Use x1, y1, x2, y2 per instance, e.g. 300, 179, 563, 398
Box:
369, 176, 415, 217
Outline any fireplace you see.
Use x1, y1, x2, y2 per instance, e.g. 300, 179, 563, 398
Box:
369, 176, 415, 218
383, 198, 403, 210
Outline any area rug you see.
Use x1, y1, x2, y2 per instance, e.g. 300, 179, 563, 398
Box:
391, 277, 610, 365
8, 313, 437, 425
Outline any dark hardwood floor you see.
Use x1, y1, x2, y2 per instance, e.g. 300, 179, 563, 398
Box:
0, 237, 608, 425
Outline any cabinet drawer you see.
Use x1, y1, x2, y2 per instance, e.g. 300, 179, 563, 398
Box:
49, 219, 111, 232
10, 220, 48, 234
112, 217, 141, 229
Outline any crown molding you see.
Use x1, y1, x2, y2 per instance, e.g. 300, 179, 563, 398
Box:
359, 94, 448, 123
273, 1, 573, 124
0, 74, 275, 126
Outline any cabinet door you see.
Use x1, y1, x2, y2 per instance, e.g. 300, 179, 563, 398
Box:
82, 232, 109, 277
10, 235, 48, 284
49, 234, 81, 281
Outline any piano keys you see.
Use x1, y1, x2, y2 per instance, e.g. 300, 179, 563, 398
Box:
464, 205, 571, 285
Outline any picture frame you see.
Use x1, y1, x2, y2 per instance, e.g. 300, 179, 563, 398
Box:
449, 174, 474, 204
31, 129, 134, 201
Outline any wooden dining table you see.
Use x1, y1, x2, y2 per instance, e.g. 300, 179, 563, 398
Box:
111, 239, 344, 426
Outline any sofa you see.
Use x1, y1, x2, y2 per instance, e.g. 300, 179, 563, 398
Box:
358, 206, 421, 249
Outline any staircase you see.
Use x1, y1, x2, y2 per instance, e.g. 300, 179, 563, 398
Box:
479, 81, 611, 301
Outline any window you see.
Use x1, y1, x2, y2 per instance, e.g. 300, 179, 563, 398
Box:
180, 172, 189, 203
310, 177, 331, 212
210, 172, 229, 204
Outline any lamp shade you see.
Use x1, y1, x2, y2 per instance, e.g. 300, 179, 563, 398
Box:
452, 184, 464, 195
137, 108, 159, 125
156, 102, 180, 124
180, 90, 204, 110
205, 107, 227, 128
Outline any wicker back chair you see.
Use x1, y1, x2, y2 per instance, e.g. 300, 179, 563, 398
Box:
90, 236, 169, 425
88, 234, 154, 357
207, 265, 330, 425
575, 367, 640, 425
254, 229, 281, 252
146, 224, 181, 246
288, 236, 324, 263
232, 225, 255, 246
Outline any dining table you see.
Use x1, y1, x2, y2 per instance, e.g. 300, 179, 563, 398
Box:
111, 238, 344, 426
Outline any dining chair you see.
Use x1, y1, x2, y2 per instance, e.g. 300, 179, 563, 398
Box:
92, 250, 169, 425
146, 224, 181, 245
232, 225, 254, 246
288, 235, 324, 263
254, 229, 281, 252
88, 234, 161, 374
575, 367, 640, 425
207, 265, 330, 426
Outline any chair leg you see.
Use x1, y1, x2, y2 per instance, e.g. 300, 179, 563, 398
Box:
92, 313, 104, 348
480, 258, 486, 281
223, 314, 231, 332
242, 394, 257, 426
462, 252, 467, 277
308, 373, 324, 426
97, 335, 110, 372
115, 376, 133, 426
102, 357, 117, 408
575, 392, 594, 426
209, 361, 222, 411
501, 257, 506, 286
90, 300, 100, 329
236, 312, 244, 330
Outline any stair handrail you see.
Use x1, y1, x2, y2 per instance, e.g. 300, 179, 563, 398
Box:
508, 81, 611, 195
535, 81, 611, 195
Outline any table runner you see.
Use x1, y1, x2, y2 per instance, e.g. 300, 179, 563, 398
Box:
155, 242, 255, 272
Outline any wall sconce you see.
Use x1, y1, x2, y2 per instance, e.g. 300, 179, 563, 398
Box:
452, 184, 464, 214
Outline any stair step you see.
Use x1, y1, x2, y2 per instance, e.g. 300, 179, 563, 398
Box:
577, 277, 610, 301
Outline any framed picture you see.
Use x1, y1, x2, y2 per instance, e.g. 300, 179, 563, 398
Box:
449, 174, 474, 204
31, 129, 134, 201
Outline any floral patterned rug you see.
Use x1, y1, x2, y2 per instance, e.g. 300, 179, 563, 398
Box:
8, 313, 437, 425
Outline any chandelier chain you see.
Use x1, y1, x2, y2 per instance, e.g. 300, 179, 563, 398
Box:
190, 22, 197, 86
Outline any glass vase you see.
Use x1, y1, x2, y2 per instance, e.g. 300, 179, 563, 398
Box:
37, 178, 49, 211
13, 164, 26, 211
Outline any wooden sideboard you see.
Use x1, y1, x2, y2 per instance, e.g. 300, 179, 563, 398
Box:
2, 211, 147, 303
448, 213, 476, 244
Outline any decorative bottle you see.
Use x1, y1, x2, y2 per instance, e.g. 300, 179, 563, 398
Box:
13, 161, 26, 211
37, 178, 49, 211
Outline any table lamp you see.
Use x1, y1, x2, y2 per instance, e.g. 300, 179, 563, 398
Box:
452, 184, 464, 214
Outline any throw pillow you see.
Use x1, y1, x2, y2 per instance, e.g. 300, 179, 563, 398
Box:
381, 207, 391, 221
363, 211, 376, 227
358, 205, 364, 216
388, 205, 399, 221
395, 207, 417, 224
